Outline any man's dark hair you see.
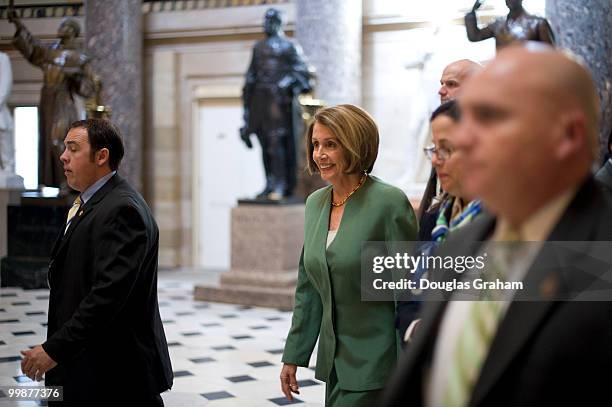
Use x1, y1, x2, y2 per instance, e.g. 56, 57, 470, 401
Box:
430, 99, 460, 122
68, 119, 125, 171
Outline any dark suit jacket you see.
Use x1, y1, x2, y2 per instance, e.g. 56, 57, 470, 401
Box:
381, 177, 612, 407
595, 160, 612, 191
396, 200, 452, 339
43, 174, 173, 404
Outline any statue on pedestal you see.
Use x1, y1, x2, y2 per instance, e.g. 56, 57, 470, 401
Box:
465, 0, 555, 50
8, 10, 95, 189
240, 8, 314, 201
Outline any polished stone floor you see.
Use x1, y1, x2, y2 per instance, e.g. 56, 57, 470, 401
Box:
0, 271, 324, 406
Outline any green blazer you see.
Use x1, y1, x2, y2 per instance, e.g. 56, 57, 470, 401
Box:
282, 176, 417, 391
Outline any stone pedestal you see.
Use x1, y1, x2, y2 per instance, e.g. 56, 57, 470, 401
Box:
85, 0, 143, 190
295, 0, 362, 106
0, 189, 20, 260
546, 0, 612, 159
1, 194, 68, 288
0, 172, 24, 259
0, 172, 23, 190
194, 203, 304, 310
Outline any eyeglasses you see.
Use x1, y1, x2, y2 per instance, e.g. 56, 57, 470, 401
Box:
423, 144, 453, 161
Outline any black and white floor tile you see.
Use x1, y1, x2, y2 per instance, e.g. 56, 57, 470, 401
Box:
0, 273, 324, 406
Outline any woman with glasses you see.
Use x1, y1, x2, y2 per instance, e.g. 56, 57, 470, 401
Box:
423, 100, 481, 241
396, 100, 482, 341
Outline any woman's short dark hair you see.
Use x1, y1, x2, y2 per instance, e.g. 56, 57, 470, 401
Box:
430, 99, 460, 122
68, 119, 125, 171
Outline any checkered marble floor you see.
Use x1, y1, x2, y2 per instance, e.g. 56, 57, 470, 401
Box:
0, 272, 325, 406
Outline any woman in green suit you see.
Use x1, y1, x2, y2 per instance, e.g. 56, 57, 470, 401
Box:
280, 104, 417, 406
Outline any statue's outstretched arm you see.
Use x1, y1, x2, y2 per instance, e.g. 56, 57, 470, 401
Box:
10, 13, 47, 68
465, 9, 495, 42
7, 8, 25, 32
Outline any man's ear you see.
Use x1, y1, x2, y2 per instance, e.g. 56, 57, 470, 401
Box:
554, 111, 587, 161
96, 148, 110, 167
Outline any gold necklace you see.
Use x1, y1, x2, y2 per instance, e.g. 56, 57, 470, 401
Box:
331, 174, 367, 207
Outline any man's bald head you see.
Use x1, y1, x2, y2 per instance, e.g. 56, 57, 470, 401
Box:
438, 59, 482, 103
511, 47, 597, 146
455, 45, 599, 226
484, 46, 599, 159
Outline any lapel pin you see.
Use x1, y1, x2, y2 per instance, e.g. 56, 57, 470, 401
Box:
79, 210, 84, 216
539, 275, 558, 299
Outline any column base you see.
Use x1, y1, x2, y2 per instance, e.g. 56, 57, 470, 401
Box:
194, 282, 295, 311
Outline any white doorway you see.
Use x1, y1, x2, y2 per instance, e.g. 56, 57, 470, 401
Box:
195, 99, 265, 270
14, 106, 38, 189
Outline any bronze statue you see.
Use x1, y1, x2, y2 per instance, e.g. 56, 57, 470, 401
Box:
240, 8, 314, 201
8, 10, 95, 189
465, 0, 555, 50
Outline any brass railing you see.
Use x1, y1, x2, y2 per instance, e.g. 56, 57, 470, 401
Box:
142, 0, 291, 13
0, 2, 83, 19
0, 0, 290, 19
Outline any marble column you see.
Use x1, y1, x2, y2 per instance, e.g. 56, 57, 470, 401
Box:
295, 0, 362, 106
85, 0, 143, 190
546, 0, 612, 159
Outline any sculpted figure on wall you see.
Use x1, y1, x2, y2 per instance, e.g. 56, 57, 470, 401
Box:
8, 11, 95, 189
465, 0, 555, 50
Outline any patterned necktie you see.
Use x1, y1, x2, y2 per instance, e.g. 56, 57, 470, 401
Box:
66, 195, 82, 226
442, 229, 521, 407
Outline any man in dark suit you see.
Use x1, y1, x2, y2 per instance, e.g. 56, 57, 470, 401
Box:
20, 119, 173, 406
381, 45, 612, 407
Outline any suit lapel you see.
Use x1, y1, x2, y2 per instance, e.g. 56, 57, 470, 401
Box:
50, 174, 122, 260
469, 258, 563, 406
306, 186, 332, 288
318, 188, 332, 262
470, 178, 602, 407
50, 204, 84, 260
50, 227, 65, 261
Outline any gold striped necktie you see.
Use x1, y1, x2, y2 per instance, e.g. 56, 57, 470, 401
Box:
443, 229, 521, 407
66, 195, 82, 225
